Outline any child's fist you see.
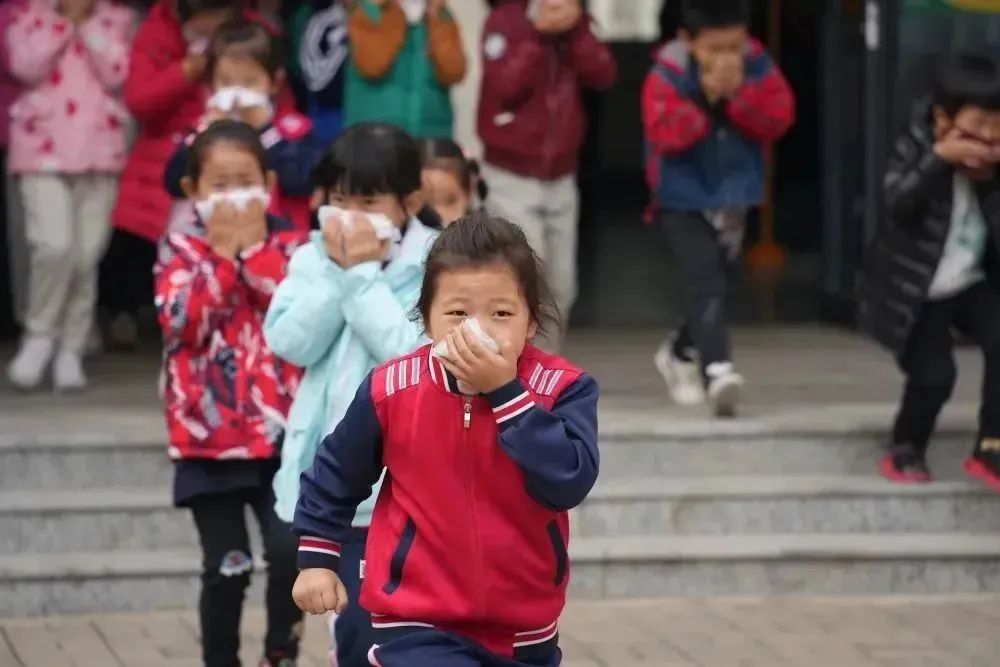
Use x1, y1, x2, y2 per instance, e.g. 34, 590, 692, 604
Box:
293, 568, 348, 615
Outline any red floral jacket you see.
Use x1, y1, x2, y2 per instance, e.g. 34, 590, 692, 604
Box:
155, 218, 304, 461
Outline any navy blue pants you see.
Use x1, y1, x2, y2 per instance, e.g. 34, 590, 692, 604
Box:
335, 528, 375, 667
370, 628, 561, 667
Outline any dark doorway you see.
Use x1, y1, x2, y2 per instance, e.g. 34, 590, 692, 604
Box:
573, 0, 825, 328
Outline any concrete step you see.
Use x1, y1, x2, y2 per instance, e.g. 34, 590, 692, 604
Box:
7, 475, 1000, 555
0, 489, 269, 554
598, 432, 974, 479
0, 438, 168, 491
5, 533, 1000, 615
0, 429, 977, 491
574, 475, 1000, 538
570, 533, 1000, 598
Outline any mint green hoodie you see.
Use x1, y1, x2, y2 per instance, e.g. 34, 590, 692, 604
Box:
264, 219, 438, 524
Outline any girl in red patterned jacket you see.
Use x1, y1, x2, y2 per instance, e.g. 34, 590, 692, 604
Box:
292, 211, 600, 667
154, 119, 304, 667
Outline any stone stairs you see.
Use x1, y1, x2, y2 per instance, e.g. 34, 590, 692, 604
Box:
4, 420, 1000, 616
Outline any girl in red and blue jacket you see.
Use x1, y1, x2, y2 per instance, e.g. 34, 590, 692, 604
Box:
155, 120, 305, 667
164, 18, 325, 233
292, 211, 600, 667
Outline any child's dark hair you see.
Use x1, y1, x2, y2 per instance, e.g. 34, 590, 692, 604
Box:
312, 123, 444, 227
415, 211, 557, 333
932, 53, 1000, 115
187, 120, 267, 183
176, 0, 240, 22
418, 137, 489, 203
681, 0, 749, 34
208, 19, 283, 78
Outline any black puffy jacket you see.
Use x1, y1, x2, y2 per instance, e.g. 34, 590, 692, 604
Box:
857, 100, 1000, 355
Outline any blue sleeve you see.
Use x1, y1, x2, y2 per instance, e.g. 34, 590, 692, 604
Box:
267, 133, 325, 197
340, 262, 430, 362
263, 242, 348, 368
292, 373, 384, 571
486, 374, 600, 511
163, 139, 191, 198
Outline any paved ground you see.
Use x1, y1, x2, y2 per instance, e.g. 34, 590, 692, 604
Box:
3, 597, 999, 667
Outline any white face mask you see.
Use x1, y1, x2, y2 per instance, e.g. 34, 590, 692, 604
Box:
208, 87, 274, 119
318, 205, 402, 260
399, 0, 427, 24
195, 186, 271, 222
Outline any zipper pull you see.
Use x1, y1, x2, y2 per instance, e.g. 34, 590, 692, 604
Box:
463, 399, 472, 429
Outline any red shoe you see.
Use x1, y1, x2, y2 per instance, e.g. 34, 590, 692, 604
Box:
879, 452, 931, 484
963, 455, 1000, 491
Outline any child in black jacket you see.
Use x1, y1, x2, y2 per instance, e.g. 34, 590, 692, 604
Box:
859, 53, 1000, 487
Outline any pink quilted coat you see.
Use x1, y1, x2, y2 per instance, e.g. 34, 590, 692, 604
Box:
6, 0, 134, 174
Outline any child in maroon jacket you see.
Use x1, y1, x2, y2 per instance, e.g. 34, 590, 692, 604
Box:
477, 0, 616, 353
292, 212, 600, 667
155, 120, 304, 667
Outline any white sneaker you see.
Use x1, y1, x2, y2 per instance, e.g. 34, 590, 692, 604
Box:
653, 340, 705, 406
706, 362, 745, 418
52, 350, 87, 392
8, 336, 55, 390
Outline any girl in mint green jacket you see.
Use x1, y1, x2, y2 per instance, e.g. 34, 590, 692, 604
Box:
263, 123, 437, 667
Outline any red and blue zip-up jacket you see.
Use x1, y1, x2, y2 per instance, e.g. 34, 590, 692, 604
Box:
163, 111, 326, 232
293, 344, 599, 661
641, 37, 794, 214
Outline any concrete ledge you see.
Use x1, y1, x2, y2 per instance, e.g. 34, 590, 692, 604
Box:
5, 533, 1000, 582
589, 475, 992, 501
569, 533, 1000, 563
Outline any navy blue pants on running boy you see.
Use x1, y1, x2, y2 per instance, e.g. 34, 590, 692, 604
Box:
369, 628, 562, 667
335, 527, 375, 666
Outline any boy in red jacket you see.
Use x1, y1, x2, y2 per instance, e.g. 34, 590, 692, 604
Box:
642, 0, 794, 417
292, 212, 600, 667
477, 0, 616, 353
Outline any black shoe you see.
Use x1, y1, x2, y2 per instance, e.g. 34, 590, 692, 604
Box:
880, 443, 931, 483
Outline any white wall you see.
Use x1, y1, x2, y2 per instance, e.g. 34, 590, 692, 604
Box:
449, 0, 489, 157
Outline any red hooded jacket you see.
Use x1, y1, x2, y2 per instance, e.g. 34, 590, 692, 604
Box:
477, 0, 616, 181
113, 1, 292, 243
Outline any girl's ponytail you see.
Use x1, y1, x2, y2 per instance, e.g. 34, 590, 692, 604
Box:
467, 158, 489, 211
416, 204, 444, 230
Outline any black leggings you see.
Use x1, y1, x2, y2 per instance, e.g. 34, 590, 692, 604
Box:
189, 487, 303, 667
894, 281, 1000, 452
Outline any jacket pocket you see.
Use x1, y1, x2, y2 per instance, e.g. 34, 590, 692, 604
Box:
546, 520, 568, 587
383, 517, 417, 595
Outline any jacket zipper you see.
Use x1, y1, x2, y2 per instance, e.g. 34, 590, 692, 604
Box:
463, 397, 486, 616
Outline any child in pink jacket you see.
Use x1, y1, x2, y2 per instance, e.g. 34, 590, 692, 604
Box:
6, 0, 134, 391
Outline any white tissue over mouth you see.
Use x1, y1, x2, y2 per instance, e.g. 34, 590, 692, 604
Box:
432, 318, 500, 361
194, 187, 271, 222
318, 206, 402, 261
207, 87, 273, 114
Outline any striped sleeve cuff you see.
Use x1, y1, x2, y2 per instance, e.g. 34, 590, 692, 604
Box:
297, 536, 342, 571
488, 380, 535, 429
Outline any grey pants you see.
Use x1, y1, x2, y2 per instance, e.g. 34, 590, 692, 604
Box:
480, 163, 579, 353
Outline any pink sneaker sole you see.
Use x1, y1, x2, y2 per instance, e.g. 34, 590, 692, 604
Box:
879, 454, 931, 484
